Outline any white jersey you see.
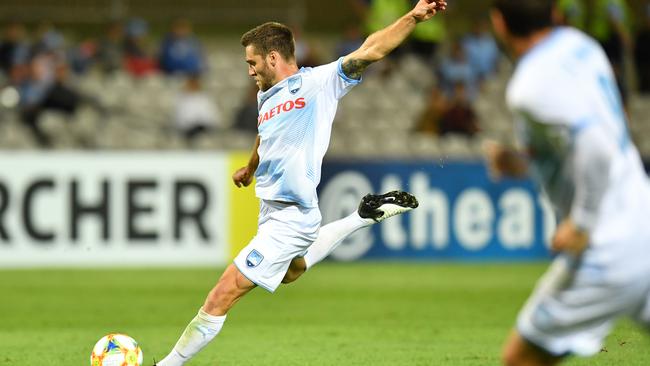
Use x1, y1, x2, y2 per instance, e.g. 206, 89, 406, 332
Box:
506, 27, 650, 282
254, 57, 360, 207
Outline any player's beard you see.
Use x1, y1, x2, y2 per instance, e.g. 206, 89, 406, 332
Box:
257, 77, 273, 92
255, 62, 275, 92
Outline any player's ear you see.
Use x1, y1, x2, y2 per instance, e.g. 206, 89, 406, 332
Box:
267, 51, 278, 68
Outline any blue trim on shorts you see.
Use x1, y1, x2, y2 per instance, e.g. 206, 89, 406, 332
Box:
233, 261, 276, 293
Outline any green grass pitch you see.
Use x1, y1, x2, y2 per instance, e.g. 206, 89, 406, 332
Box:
1, 263, 648, 365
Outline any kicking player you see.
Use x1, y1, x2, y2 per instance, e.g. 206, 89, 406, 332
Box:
155, 1, 446, 365
486, 1, 650, 365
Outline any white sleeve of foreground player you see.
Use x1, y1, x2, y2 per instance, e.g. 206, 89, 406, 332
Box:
569, 126, 615, 232
309, 57, 361, 101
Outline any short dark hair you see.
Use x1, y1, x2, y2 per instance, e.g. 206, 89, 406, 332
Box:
493, 0, 553, 37
240, 22, 295, 61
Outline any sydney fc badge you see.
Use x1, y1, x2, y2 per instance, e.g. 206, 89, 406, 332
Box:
288, 76, 302, 94
246, 249, 264, 267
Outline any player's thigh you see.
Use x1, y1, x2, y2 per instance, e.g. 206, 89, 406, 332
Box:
502, 330, 563, 366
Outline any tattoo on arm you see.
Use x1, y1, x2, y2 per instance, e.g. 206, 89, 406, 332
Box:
341, 58, 372, 80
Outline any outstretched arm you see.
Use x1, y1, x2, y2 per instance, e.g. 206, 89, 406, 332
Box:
341, 0, 446, 79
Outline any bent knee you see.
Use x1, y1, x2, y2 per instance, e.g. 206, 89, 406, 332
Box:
501, 332, 559, 366
281, 272, 298, 284
501, 346, 520, 366
281, 269, 304, 284
501, 332, 527, 366
282, 259, 307, 284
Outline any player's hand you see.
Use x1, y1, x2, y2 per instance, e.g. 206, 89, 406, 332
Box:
483, 140, 506, 180
232, 166, 254, 188
411, 0, 447, 23
551, 219, 589, 256
482, 139, 529, 180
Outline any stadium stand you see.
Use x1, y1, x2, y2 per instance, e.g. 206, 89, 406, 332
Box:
0, 11, 648, 158
2, 42, 649, 157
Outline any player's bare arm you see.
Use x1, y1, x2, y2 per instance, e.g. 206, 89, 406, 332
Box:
341, 0, 446, 79
232, 135, 260, 188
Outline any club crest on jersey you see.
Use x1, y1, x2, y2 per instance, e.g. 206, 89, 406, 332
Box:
246, 249, 264, 267
288, 76, 302, 94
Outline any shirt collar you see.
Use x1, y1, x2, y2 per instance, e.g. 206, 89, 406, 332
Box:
257, 68, 305, 110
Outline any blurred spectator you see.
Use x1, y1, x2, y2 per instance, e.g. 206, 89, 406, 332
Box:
462, 20, 499, 81
414, 86, 447, 135
438, 40, 478, 102
7, 22, 105, 147
233, 82, 260, 134
159, 18, 205, 76
635, 5, 650, 94
589, 0, 632, 61
438, 83, 478, 137
292, 24, 322, 68
123, 18, 157, 77
357, 0, 408, 37
408, 0, 446, 63
173, 75, 221, 142
353, 0, 409, 75
335, 24, 364, 58
355, 0, 445, 63
556, 0, 586, 29
25, 23, 67, 88
68, 38, 98, 75
96, 21, 125, 75
31, 23, 66, 61
588, 0, 631, 102
0, 22, 30, 77
18, 63, 104, 147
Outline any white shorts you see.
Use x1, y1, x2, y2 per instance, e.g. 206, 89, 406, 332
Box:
517, 256, 650, 357
234, 200, 321, 292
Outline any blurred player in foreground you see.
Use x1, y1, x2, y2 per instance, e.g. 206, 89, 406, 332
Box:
486, 0, 650, 365
155, 1, 446, 365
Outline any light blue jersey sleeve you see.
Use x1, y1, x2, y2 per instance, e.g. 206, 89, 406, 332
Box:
310, 57, 362, 100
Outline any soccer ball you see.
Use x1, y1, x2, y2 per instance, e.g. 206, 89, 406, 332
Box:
90, 333, 143, 366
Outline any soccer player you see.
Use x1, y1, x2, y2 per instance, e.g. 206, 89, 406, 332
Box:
486, 1, 650, 365
155, 1, 446, 365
